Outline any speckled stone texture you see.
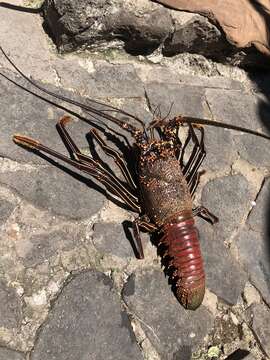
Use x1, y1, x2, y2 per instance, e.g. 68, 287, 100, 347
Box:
42, 0, 267, 67
0, 2, 270, 359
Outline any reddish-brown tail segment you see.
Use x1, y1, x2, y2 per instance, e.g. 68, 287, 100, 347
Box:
161, 212, 205, 310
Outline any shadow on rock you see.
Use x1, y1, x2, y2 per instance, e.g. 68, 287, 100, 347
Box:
247, 65, 270, 279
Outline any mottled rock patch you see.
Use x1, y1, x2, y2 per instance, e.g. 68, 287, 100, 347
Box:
31, 271, 142, 360
123, 268, 214, 359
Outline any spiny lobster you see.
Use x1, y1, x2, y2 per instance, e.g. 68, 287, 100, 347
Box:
1, 46, 269, 310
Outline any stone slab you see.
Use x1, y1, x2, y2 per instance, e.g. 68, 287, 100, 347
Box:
205, 89, 270, 134
197, 218, 248, 306
93, 222, 135, 259
0, 348, 25, 360
250, 304, 270, 357
0, 166, 104, 220
235, 179, 270, 307
0, 199, 15, 226
201, 175, 252, 242
0, 280, 22, 329
144, 82, 206, 119
31, 271, 142, 360
41, 0, 265, 67
122, 268, 214, 359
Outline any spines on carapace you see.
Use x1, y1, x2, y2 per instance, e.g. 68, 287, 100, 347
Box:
160, 213, 205, 310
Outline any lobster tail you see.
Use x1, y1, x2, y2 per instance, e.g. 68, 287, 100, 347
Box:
160, 212, 205, 310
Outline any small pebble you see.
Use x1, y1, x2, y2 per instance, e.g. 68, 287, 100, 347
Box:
207, 346, 220, 358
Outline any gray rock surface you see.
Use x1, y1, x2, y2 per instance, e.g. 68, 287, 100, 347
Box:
197, 219, 248, 305
123, 269, 214, 359
144, 82, 206, 118
0, 166, 104, 219
0, 280, 22, 329
0, 3, 270, 359
247, 179, 270, 234
234, 134, 270, 169
43, 0, 172, 54
0, 69, 96, 165
62, 62, 145, 98
22, 224, 84, 268
203, 126, 237, 171
205, 89, 268, 133
92, 222, 135, 258
249, 304, 270, 357
244, 354, 256, 360
0, 348, 25, 360
235, 179, 270, 307
42, 0, 266, 67
245, 354, 255, 360
201, 175, 252, 242
0, 199, 15, 226
163, 14, 232, 59
31, 271, 142, 360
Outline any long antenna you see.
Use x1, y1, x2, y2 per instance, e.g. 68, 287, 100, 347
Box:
180, 116, 270, 141
0, 2, 42, 13
0, 46, 146, 130
1, 45, 270, 140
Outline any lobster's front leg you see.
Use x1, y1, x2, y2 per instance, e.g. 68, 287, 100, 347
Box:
192, 206, 218, 225
13, 117, 141, 213
88, 128, 137, 191
179, 125, 218, 225
132, 216, 158, 259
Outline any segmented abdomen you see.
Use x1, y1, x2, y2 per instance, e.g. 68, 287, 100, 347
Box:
160, 215, 205, 310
